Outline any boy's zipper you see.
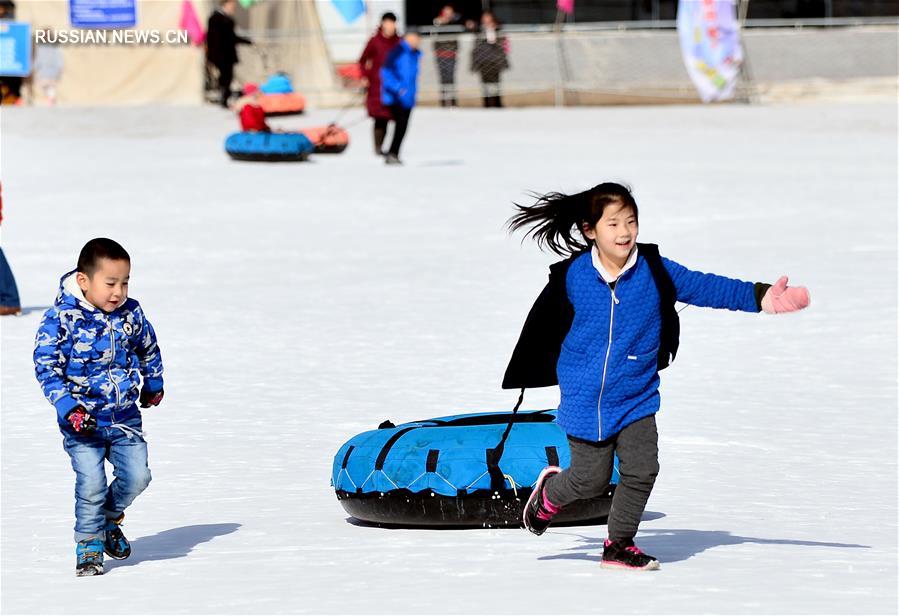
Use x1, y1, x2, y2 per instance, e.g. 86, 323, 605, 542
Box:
596, 281, 621, 441
107, 315, 122, 422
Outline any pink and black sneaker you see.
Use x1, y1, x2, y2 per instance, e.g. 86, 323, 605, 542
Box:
601, 538, 660, 571
522, 466, 562, 536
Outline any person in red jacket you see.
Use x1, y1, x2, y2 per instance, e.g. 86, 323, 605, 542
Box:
235, 84, 271, 132
359, 12, 400, 156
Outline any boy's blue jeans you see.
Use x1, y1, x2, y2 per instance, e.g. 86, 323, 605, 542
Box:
60, 414, 151, 542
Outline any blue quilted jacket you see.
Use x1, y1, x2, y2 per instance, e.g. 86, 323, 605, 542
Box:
557, 252, 759, 441
34, 270, 164, 427
380, 40, 421, 109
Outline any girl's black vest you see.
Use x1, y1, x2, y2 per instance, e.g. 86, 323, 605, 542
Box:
502, 243, 679, 390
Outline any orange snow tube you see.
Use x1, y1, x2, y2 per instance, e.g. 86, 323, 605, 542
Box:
301, 124, 350, 154
259, 93, 306, 116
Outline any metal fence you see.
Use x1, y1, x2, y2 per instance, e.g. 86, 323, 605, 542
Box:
476, 0, 899, 24
421, 21, 898, 106
234, 19, 898, 107
422, 19, 898, 105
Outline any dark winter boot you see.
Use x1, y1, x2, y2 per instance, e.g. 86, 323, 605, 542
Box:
522, 466, 561, 536
374, 126, 386, 156
75, 538, 105, 576
601, 538, 660, 571
103, 513, 131, 560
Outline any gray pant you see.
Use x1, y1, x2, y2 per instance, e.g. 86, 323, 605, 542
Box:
544, 414, 659, 541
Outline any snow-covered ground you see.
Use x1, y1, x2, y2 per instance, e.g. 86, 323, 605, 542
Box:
1, 101, 896, 615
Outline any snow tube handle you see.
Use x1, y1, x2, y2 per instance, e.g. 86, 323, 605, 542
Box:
487, 388, 525, 492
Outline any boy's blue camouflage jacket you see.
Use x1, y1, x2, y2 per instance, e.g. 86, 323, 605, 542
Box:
34, 270, 164, 427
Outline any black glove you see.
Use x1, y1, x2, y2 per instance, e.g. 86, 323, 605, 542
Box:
66, 407, 97, 434
139, 387, 164, 408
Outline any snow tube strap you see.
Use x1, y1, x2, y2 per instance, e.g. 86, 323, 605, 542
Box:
426, 450, 440, 473
421, 410, 553, 427
545, 446, 560, 467
341, 445, 355, 469
487, 388, 525, 491
374, 426, 419, 471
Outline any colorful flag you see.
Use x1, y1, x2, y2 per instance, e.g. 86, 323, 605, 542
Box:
331, 0, 366, 24
677, 0, 743, 102
179, 0, 205, 46
557, 0, 574, 15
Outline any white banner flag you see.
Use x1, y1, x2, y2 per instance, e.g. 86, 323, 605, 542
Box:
677, 0, 743, 102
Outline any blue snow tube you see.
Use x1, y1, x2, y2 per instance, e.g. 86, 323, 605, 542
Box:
224, 131, 314, 162
332, 409, 618, 528
260, 73, 294, 94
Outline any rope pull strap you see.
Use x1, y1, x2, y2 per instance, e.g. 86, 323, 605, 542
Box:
487, 388, 525, 492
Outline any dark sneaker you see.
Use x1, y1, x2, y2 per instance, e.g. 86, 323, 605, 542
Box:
522, 466, 562, 536
601, 538, 660, 571
384, 153, 402, 165
75, 538, 104, 576
103, 514, 131, 560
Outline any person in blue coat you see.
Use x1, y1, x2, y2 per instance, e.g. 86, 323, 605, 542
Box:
506, 183, 811, 571
380, 30, 422, 165
34, 238, 165, 576
0, 182, 21, 315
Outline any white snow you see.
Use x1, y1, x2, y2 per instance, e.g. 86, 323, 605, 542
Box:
1, 101, 896, 614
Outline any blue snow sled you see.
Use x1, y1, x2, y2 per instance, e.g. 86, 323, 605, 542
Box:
224, 131, 314, 162
332, 409, 617, 528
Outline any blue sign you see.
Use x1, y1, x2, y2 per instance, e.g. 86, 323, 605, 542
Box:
331, 0, 366, 24
0, 21, 31, 77
70, 0, 137, 29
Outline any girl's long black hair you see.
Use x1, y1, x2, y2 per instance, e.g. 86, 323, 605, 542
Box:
506, 182, 638, 257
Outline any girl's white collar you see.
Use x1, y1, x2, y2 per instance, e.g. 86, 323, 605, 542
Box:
591, 245, 639, 283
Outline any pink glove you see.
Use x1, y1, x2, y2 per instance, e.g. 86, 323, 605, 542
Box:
761, 276, 810, 314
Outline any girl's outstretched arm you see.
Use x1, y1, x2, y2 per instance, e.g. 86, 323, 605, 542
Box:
661, 257, 809, 314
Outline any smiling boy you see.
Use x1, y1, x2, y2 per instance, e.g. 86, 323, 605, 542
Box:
34, 238, 164, 576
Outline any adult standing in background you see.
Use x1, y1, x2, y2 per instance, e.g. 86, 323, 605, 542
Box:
206, 0, 252, 108
380, 31, 422, 165
0, 183, 22, 316
32, 27, 64, 106
432, 4, 461, 107
359, 12, 400, 156
471, 11, 509, 108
